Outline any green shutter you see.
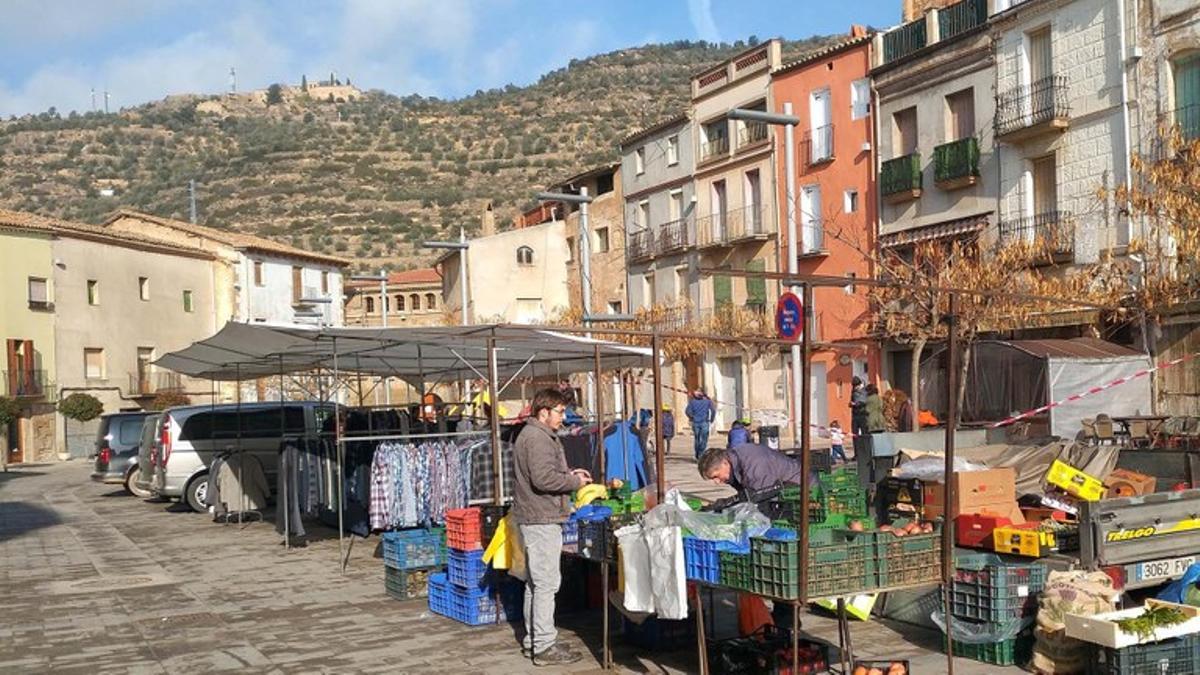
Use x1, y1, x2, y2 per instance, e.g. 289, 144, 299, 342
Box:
1177, 55, 1200, 140
745, 259, 766, 307
714, 273, 732, 307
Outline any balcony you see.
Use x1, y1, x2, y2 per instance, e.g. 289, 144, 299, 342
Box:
3, 370, 46, 398
641, 304, 692, 333
933, 137, 980, 190
129, 371, 183, 397
938, 0, 987, 42
995, 76, 1071, 142
658, 217, 691, 253
998, 210, 1074, 260
697, 204, 773, 249
882, 18, 927, 64
880, 153, 923, 204
699, 135, 730, 163
628, 230, 656, 262
806, 124, 834, 165
1175, 103, 1200, 142
736, 122, 769, 151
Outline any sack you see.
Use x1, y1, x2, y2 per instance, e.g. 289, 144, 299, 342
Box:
647, 525, 688, 619
1157, 562, 1200, 606
617, 523, 653, 613
1032, 570, 1117, 674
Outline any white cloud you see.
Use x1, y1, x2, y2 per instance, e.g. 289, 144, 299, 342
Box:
0, 0, 185, 46
687, 0, 720, 43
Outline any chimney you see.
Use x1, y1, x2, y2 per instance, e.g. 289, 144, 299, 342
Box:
850, 24, 867, 38
481, 201, 496, 237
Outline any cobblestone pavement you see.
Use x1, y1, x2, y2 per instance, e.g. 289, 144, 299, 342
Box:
1, 457, 1012, 674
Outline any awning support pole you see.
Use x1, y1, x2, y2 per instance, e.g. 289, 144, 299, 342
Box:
798, 282, 813, 605
652, 332, 665, 503
943, 292, 960, 674
487, 337, 503, 506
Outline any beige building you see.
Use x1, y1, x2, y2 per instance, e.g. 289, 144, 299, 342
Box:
345, 268, 445, 327
690, 39, 786, 430
437, 219, 570, 325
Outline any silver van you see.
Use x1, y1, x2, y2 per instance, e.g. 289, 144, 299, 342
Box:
134, 412, 164, 498
153, 401, 335, 512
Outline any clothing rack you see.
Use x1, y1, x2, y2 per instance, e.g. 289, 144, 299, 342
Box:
338, 429, 491, 443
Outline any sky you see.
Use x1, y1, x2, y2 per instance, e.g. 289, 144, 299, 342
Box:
0, 0, 899, 118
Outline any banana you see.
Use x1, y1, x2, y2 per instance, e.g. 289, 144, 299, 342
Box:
574, 484, 609, 508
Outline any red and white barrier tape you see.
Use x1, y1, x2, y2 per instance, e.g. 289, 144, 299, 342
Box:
988, 351, 1199, 429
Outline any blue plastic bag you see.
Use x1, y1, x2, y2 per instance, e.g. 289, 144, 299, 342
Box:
1156, 562, 1200, 606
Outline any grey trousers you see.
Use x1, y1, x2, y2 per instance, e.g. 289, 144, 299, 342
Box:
519, 522, 563, 654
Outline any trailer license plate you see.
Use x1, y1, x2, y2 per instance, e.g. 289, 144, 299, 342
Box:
1136, 556, 1196, 582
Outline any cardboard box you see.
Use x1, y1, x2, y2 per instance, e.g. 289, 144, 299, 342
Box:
922, 468, 1017, 520
1106, 468, 1157, 498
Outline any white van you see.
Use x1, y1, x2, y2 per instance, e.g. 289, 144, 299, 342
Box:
153, 401, 335, 512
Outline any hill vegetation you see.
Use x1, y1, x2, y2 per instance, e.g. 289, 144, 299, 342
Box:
0, 36, 839, 271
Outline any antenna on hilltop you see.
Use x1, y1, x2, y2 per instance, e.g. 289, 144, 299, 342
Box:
229, 66, 237, 94
90, 88, 96, 112
103, 89, 110, 114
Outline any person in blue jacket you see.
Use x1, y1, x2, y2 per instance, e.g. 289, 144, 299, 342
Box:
726, 417, 752, 448
684, 389, 716, 459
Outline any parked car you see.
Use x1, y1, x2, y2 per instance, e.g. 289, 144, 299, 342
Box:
91, 411, 156, 496
134, 412, 165, 498
153, 401, 335, 512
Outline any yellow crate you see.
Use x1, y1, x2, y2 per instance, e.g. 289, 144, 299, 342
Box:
992, 525, 1057, 557
1046, 459, 1105, 501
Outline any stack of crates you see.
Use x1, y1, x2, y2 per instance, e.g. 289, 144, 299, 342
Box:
945, 552, 1045, 666
748, 526, 880, 600
877, 519, 943, 588
427, 507, 523, 626
817, 468, 869, 521
381, 527, 446, 601
1089, 634, 1200, 674
683, 537, 748, 584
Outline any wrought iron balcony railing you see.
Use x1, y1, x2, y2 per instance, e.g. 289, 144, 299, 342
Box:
995, 75, 1071, 140
998, 210, 1074, 257
3, 369, 45, 397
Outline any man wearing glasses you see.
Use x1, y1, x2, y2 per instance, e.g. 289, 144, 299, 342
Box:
511, 388, 593, 666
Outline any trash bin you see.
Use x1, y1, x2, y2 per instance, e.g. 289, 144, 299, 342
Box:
758, 425, 780, 450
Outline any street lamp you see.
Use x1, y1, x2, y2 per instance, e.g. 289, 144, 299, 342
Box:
350, 271, 390, 405
728, 104, 805, 445
423, 227, 470, 327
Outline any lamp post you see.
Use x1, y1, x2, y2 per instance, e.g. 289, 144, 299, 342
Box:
424, 232, 472, 404
728, 104, 803, 445
350, 271, 390, 404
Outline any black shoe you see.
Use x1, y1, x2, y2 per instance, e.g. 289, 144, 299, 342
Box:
533, 643, 583, 666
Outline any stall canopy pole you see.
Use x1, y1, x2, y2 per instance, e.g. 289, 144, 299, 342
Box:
798, 282, 813, 604
942, 292, 960, 674
487, 337, 503, 506
279, 354, 288, 550
652, 332, 665, 503
333, 336, 346, 574
594, 344, 606, 484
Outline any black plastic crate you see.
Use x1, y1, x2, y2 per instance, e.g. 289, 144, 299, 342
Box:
1089, 635, 1200, 675
623, 616, 695, 652
709, 625, 829, 674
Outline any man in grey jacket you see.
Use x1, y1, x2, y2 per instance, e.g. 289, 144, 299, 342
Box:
512, 388, 592, 666
696, 443, 804, 493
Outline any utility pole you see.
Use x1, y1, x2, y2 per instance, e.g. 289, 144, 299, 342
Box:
424, 236, 472, 408
188, 179, 197, 224
103, 90, 110, 114
90, 88, 96, 112
350, 271, 391, 405
229, 67, 237, 94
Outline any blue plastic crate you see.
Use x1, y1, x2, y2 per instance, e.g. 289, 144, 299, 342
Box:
683, 537, 748, 583
427, 572, 452, 616
562, 520, 579, 553
448, 549, 488, 589
382, 528, 446, 570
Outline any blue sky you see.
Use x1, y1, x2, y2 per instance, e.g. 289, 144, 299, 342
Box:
0, 1, 899, 117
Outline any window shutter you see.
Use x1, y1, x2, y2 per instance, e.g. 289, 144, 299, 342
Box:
714, 273, 732, 307
745, 260, 766, 307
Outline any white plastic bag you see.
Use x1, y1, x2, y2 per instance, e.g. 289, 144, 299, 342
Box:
647, 524, 688, 620
616, 523, 653, 613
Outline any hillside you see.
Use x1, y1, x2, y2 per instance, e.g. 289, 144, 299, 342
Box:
0, 36, 840, 272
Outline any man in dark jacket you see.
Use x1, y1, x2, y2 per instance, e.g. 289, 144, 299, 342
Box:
696, 443, 804, 493
684, 389, 716, 459
661, 404, 676, 455
512, 388, 591, 666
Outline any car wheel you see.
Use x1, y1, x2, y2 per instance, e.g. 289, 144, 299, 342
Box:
125, 468, 153, 499
184, 474, 209, 513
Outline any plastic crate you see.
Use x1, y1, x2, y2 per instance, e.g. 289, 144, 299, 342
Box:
1046, 459, 1105, 501
561, 520, 579, 554
718, 550, 752, 590
709, 625, 829, 675
817, 466, 860, 491
579, 518, 610, 562
751, 531, 801, 599
876, 524, 943, 588
992, 522, 1076, 557
479, 504, 509, 545
623, 616, 695, 651
445, 507, 483, 551
1089, 634, 1200, 675
427, 571, 452, 616
382, 528, 446, 570
428, 573, 522, 627
853, 660, 911, 675
950, 554, 1045, 622
950, 631, 1034, 666
384, 565, 435, 601
808, 530, 879, 599
448, 549, 488, 589
684, 538, 748, 583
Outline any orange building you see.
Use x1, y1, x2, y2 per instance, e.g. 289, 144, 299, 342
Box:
769, 28, 881, 430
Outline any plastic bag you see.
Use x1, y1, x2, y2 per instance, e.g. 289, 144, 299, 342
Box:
893, 456, 989, 481
646, 524, 688, 619
616, 523, 653, 613
933, 609, 1032, 642
1157, 562, 1200, 607
644, 494, 770, 543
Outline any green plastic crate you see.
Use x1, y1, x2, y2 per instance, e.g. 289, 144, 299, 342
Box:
750, 537, 800, 599
950, 632, 1033, 666
719, 550, 752, 590
877, 523, 943, 588
817, 467, 860, 491
807, 530, 879, 598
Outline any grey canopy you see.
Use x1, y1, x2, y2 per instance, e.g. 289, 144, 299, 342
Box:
155, 322, 653, 383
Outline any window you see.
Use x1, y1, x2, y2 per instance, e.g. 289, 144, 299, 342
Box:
426, 293, 437, 310
1173, 53, 1200, 140
667, 135, 679, 165
291, 266, 303, 304
635, 146, 646, 174
810, 87, 833, 162
566, 236, 575, 262
1027, 27, 1052, 84
745, 169, 763, 233
84, 348, 105, 379
395, 294, 405, 312
945, 88, 975, 141
850, 78, 870, 120
637, 201, 650, 227
253, 261, 264, 287
410, 294, 421, 311
365, 296, 376, 314
844, 189, 859, 214
713, 272, 732, 307
608, 300, 622, 314
893, 107, 918, 156
669, 190, 684, 221
595, 227, 610, 253
516, 246, 534, 265
321, 271, 329, 295
801, 184, 823, 253
675, 267, 688, 299
138, 276, 149, 301
87, 280, 99, 306
702, 119, 728, 159
28, 276, 49, 307
182, 290, 194, 313
1031, 154, 1057, 215
136, 347, 153, 390
643, 274, 656, 307
746, 259, 766, 310
845, 272, 858, 295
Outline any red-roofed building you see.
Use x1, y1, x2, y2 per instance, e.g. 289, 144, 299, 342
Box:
344, 268, 445, 327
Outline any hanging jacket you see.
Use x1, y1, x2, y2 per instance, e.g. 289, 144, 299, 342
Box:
603, 420, 647, 491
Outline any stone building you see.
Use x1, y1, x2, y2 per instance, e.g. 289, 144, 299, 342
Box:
344, 268, 445, 328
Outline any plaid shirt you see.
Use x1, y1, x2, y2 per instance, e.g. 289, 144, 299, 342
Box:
469, 441, 515, 503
